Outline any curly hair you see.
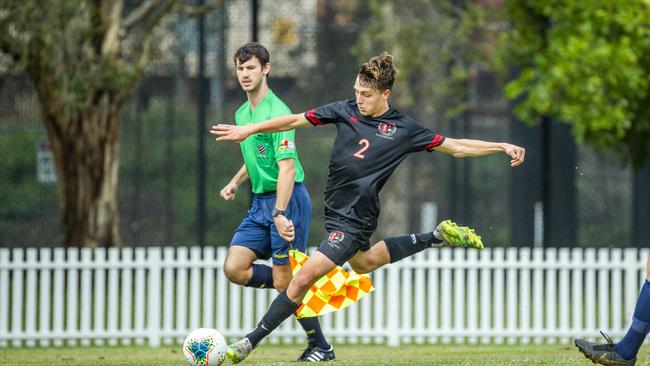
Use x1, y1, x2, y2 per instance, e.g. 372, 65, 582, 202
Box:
357, 52, 396, 91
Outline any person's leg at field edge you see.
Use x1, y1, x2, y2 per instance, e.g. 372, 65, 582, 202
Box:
615, 256, 650, 359
574, 256, 650, 365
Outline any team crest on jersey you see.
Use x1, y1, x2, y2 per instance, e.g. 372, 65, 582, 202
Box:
378, 122, 396, 136
350, 116, 360, 123
328, 231, 345, 244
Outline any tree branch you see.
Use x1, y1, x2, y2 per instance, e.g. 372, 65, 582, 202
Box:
117, 0, 223, 100
122, 0, 160, 31
0, 17, 25, 64
100, 0, 125, 56
117, 0, 176, 101
174, 0, 223, 17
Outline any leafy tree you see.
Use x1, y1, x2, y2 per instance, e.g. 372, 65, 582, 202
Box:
498, 0, 650, 167
356, 0, 484, 121
0, 0, 219, 246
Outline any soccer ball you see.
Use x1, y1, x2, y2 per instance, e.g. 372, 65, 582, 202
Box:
182, 328, 228, 366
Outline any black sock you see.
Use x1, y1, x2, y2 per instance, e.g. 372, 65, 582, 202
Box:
385, 232, 442, 263
245, 264, 274, 289
246, 290, 300, 347
297, 317, 330, 349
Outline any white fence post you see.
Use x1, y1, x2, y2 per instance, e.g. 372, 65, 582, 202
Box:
11, 248, 24, 347
493, 247, 505, 344
94, 248, 106, 346
532, 247, 544, 344
39, 248, 51, 347
121, 247, 133, 346
506, 248, 518, 344
107, 248, 120, 346
440, 248, 452, 344
479, 248, 492, 345
544, 248, 557, 344
558, 248, 570, 343
519, 247, 531, 345
147, 247, 162, 347
386, 262, 400, 346
24, 248, 38, 347
80, 248, 92, 346
624, 249, 639, 329
0, 249, 10, 347
52, 249, 65, 346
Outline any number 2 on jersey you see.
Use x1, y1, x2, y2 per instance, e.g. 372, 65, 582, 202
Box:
353, 139, 370, 159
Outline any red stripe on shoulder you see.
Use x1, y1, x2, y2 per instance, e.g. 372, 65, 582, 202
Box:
425, 134, 445, 151
305, 109, 324, 126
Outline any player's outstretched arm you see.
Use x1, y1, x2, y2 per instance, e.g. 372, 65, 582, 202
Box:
210, 113, 310, 143
434, 137, 526, 167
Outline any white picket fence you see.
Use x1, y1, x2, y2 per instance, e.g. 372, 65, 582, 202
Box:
0, 246, 647, 348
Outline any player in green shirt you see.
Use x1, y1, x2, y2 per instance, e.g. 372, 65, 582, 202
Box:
219, 43, 334, 362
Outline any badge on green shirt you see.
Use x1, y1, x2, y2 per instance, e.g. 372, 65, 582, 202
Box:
235, 90, 305, 194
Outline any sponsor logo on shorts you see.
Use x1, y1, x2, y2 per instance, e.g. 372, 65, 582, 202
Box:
328, 231, 345, 244
327, 242, 341, 250
257, 144, 266, 154
410, 234, 417, 244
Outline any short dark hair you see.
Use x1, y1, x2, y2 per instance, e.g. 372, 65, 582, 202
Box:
358, 52, 396, 91
233, 42, 270, 66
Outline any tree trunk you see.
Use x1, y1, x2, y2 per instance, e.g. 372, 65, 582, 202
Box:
36, 83, 123, 247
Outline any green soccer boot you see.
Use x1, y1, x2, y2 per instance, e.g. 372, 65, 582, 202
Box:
435, 220, 484, 249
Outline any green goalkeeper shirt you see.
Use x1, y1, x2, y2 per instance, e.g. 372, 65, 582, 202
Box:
235, 90, 305, 194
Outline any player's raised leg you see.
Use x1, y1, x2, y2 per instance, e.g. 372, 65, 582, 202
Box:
347, 220, 483, 274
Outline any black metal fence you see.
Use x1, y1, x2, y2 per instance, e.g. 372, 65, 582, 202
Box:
0, 0, 647, 248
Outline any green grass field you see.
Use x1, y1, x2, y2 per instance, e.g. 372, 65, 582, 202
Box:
1, 344, 649, 366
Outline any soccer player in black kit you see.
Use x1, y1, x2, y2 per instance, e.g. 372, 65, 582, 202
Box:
211, 52, 526, 363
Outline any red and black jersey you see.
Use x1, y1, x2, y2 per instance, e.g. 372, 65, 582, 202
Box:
304, 99, 445, 230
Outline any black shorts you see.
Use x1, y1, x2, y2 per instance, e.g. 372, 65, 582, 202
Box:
316, 213, 375, 266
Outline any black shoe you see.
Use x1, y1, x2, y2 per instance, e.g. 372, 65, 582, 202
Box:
297, 344, 336, 362
574, 331, 636, 366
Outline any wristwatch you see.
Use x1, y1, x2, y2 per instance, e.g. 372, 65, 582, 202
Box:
272, 208, 286, 218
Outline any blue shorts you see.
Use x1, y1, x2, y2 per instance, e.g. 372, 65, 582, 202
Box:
231, 183, 310, 265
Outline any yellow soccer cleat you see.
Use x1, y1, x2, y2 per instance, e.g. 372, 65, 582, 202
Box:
435, 220, 484, 249
224, 338, 253, 364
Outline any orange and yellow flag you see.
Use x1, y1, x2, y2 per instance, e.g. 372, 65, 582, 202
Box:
289, 249, 374, 318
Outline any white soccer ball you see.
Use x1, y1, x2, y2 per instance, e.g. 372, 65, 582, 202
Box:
182, 328, 228, 366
